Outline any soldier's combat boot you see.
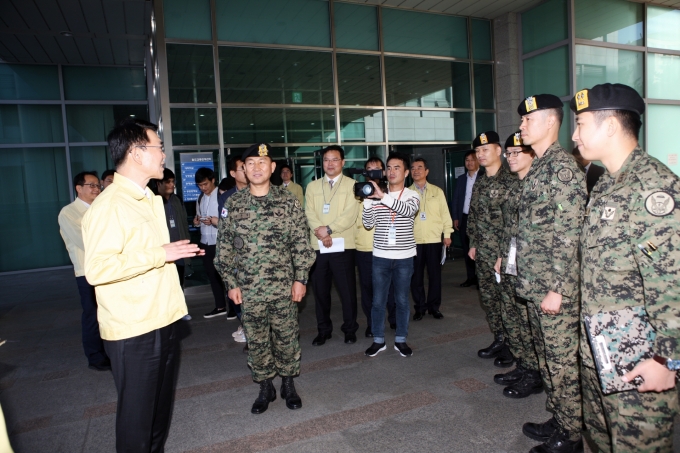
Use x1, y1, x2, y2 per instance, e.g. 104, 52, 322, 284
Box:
478, 331, 505, 358
494, 364, 525, 385
280, 376, 302, 410
251, 378, 276, 414
503, 369, 543, 398
529, 429, 584, 453
493, 344, 515, 368
522, 416, 559, 442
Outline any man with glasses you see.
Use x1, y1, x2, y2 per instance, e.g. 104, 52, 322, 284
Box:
305, 145, 360, 346
58, 170, 110, 371
280, 164, 304, 206
82, 119, 202, 451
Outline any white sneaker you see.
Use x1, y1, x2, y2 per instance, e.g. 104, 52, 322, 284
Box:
182, 314, 192, 321
234, 331, 247, 343
232, 326, 243, 338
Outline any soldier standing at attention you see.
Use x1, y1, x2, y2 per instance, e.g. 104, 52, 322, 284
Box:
214, 143, 316, 415
493, 132, 542, 399
468, 131, 517, 366
572, 84, 680, 452
515, 94, 586, 453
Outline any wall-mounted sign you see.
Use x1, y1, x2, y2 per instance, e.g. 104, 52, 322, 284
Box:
180, 152, 214, 202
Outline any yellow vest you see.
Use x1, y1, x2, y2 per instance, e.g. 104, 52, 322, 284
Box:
304, 174, 359, 250
409, 183, 454, 244
58, 198, 89, 277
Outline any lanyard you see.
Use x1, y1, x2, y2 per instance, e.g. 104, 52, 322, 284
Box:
322, 174, 343, 206
390, 187, 405, 224
415, 184, 427, 213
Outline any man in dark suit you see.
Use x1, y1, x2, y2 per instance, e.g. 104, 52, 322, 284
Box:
572, 147, 605, 194
452, 151, 482, 287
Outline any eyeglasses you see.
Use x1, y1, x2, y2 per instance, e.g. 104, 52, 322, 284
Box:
504, 150, 530, 158
323, 158, 342, 163
135, 144, 165, 152
79, 183, 100, 189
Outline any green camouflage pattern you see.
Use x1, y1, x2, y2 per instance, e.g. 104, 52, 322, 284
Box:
516, 141, 586, 302
580, 146, 680, 450
214, 184, 316, 382
468, 164, 517, 334
527, 298, 582, 440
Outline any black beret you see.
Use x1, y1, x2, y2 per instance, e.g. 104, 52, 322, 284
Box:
504, 131, 524, 149
517, 94, 563, 116
241, 143, 272, 161
570, 83, 644, 116
472, 131, 500, 148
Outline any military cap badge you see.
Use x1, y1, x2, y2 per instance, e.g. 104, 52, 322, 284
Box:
645, 191, 675, 217
258, 144, 268, 157
513, 132, 521, 146
480, 133, 488, 145
575, 90, 589, 111
524, 96, 537, 112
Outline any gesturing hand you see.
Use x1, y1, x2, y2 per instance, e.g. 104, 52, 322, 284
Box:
162, 240, 204, 262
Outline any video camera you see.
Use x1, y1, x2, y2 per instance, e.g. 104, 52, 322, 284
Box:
347, 168, 388, 198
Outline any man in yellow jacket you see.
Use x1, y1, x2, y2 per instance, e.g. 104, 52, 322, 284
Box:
281, 163, 304, 206
82, 119, 202, 452
409, 158, 454, 320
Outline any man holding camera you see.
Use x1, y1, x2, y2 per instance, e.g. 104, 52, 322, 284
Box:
409, 157, 453, 321
363, 152, 420, 358
305, 145, 360, 346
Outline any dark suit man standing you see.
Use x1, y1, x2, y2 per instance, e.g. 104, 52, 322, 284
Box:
452, 151, 481, 287
572, 146, 604, 194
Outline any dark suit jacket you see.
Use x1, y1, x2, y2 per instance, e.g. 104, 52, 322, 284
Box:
452, 168, 483, 222
586, 163, 605, 193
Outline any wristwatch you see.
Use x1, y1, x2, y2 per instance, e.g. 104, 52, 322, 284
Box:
296, 279, 308, 285
326, 226, 332, 235
653, 354, 680, 371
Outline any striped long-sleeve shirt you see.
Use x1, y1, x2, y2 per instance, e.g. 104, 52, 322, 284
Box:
362, 188, 420, 259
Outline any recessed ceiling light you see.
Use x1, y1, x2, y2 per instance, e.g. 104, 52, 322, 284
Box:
60, 31, 73, 37
130, 114, 135, 117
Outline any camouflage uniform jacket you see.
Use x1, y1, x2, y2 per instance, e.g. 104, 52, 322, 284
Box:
498, 175, 523, 271
214, 185, 316, 301
468, 164, 517, 259
580, 147, 680, 367
516, 141, 586, 303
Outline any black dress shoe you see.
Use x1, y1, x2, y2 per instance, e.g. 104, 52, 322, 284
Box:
280, 376, 302, 410
494, 365, 525, 385
413, 311, 424, 321
494, 344, 515, 368
459, 279, 473, 287
344, 332, 357, 344
365, 327, 373, 338
504, 370, 543, 399
477, 332, 505, 358
523, 417, 559, 442
88, 361, 112, 371
430, 310, 443, 319
251, 379, 276, 414
312, 332, 332, 346
529, 429, 583, 453
389, 322, 396, 330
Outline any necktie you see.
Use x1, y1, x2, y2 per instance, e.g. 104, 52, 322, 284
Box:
329, 180, 334, 189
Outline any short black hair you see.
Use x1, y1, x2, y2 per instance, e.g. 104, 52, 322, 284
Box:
218, 178, 230, 192
386, 152, 410, 169
101, 169, 115, 180
321, 145, 344, 160
547, 107, 564, 127
161, 168, 175, 182
107, 119, 158, 169
195, 167, 215, 184
73, 171, 98, 190
228, 156, 243, 173
593, 109, 642, 140
365, 156, 384, 170
464, 150, 476, 159
279, 164, 292, 173
412, 157, 428, 169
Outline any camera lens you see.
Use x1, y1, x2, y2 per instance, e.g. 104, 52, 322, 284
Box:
362, 185, 373, 195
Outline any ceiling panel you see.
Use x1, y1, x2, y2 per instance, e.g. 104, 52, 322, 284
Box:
11, 0, 49, 30
102, 1, 127, 35
124, 1, 146, 35
81, 1, 109, 34
1, 34, 34, 62
15, 34, 51, 64
54, 34, 84, 64
110, 38, 130, 65
35, 34, 68, 64
33, 0, 69, 32
75, 37, 100, 64
92, 37, 115, 65
0, 2, 28, 29
58, 0, 90, 33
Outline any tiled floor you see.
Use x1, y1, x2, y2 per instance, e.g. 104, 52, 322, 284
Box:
0, 260, 676, 452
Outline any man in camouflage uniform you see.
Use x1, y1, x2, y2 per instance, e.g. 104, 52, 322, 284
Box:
468, 131, 517, 366
516, 94, 586, 453
493, 132, 542, 399
572, 83, 680, 452
214, 143, 316, 415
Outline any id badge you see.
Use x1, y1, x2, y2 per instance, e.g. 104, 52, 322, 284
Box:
323, 203, 330, 214
505, 237, 518, 276
169, 219, 176, 228
388, 225, 397, 245
419, 212, 427, 221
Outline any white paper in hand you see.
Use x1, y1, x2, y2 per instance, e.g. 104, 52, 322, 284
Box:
318, 238, 345, 254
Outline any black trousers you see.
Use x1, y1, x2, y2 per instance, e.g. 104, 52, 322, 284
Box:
104, 321, 180, 453
176, 263, 185, 288
200, 243, 239, 315
356, 251, 396, 327
460, 214, 476, 281
75, 276, 108, 366
310, 249, 359, 335
410, 243, 443, 312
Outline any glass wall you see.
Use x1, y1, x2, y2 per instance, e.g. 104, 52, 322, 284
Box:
0, 63, 148, 272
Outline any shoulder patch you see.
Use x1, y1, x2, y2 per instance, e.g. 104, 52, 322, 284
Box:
645, 191, 675, 217
557, 168, 573, 183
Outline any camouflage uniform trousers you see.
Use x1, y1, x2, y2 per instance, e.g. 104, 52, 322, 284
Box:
581, 364, 678, 453
476, 252, 504, 334
500, 275, 538, 370
525, 296, 582, 440
241, 294, 301, 383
